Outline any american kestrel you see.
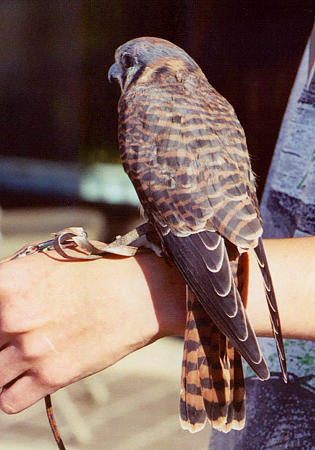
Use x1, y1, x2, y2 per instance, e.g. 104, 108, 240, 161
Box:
108, 37, 287, 432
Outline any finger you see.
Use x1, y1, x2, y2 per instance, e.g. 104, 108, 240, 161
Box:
0, 332, 11, 349
0, 344, 28, 387
0, 340, 9, 351
0, 373, 50, 414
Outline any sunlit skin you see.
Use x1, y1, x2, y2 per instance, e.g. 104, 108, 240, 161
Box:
0, 236, 313, 414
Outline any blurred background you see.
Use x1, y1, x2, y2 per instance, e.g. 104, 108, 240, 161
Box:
0, 1, 313, 449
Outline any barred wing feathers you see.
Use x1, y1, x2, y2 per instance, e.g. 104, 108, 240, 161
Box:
118, 61, 287, 432
254, 238, 287, 382
119, 76, 263, 249
163, 229, 269, 380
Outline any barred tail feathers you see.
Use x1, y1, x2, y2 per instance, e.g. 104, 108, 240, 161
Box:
180, 288, 246, 433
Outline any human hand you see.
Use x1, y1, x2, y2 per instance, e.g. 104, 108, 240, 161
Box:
0, 248, 184, 414
0, 235, 313, 414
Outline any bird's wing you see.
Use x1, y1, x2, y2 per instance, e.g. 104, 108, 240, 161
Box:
118, 77, 271, 378
254, 238, 287, 381
119, 77, 262, 249
163, 229, 269, 379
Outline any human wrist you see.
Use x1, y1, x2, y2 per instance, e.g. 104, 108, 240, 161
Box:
133, 252, 186, 340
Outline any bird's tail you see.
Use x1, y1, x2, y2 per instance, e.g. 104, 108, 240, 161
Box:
179, 252, 250, 432
180, 289, 246, 433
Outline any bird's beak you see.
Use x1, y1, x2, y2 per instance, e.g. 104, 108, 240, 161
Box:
108, 63, 121, 84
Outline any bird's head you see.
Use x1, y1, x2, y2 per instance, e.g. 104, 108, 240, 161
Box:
108, 37, 201, 92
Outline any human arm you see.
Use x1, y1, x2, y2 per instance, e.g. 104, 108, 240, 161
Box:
0, 236, 314, 414
247, 236, 314, 340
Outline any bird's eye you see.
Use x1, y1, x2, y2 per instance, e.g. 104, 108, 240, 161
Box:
122, 54, 134, 69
